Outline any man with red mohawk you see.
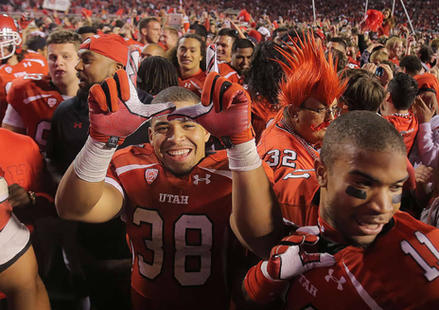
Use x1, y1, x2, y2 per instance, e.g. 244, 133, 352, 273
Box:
258, 32, 346, 227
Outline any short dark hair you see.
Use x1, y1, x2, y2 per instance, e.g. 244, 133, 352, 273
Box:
138, 17, 159, 31
388, 72, 418, 110
272, 27, 288, 39
152, 86, 200, 105
114, 20, 125, 28
329, 37, 347, 51
342, 71, 385, 112
170, 34, 206, 73
327, 48, 347, 72
137, 56, 178, 96
400, 55, 422, 75
76, 26, 97, 35
232, 38, 254, 53
418, 45, 434, 63
189, 23, 208, 40
46, 29, 82, 49
217, 28, 239, 41
26, 35, 46, 51
163, 26, 179, 38
321, 111, 406, 167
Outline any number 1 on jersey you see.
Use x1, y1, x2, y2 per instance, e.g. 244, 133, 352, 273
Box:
401, 231, 439, 281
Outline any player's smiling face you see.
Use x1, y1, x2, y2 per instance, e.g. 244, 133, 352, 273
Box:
177, 38, 202, 75
318, 144, 408, 247
149, 101, 210, 175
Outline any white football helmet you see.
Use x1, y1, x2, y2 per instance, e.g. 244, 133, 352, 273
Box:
0, 14, 22, 60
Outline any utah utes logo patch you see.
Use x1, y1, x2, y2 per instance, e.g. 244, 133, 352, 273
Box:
47, 98, 57, 108
145, 168, 159, 184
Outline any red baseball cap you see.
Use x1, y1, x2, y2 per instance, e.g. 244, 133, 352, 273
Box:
80, 34, 129, 66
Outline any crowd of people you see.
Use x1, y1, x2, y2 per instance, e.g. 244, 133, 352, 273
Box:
1, 1, 439, 309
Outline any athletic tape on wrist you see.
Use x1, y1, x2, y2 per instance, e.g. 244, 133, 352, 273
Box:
73, 136, 116, 182
226, 139, 261, 171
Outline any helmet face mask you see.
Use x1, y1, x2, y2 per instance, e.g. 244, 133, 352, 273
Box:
0, 14, 22, 60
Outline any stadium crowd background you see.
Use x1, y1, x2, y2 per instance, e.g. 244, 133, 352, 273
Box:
1, 0, 439, 309
2, 0, 439, 33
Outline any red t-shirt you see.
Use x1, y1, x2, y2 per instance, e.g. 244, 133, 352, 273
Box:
384, 112, 418, 154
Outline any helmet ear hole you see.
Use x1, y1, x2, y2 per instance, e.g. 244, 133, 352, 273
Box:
0, 14, 21, 60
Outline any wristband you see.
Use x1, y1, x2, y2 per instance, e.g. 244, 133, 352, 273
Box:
73, 136, 116, 182
226, 139, 262, 171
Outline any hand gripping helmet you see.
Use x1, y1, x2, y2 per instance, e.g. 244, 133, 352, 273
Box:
0, 14, 22, 60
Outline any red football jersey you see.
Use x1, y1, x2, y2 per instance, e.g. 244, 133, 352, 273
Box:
251, 98, 282, 143
0, 179, 31, 272
6, 74, 64, 150
178, 69, 207, 97
106, 144, 234, 309
384, 112, 418, 154
258, 121, 320, 226
218, 63, 240, 84
0, 52, 48, 122
0, 128, 43, 192
284, 211, 439, 309
124, 37, 144, 51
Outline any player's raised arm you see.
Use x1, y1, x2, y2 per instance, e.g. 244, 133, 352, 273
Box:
169, 72, 283, 258
56, 69, 175, 223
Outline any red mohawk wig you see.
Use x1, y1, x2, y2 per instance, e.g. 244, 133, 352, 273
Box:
276, 31, 346, 109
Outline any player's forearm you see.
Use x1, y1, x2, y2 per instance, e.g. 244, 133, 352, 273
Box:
231, 167, 283, 259
55, 164, 106, 220
6, 276, 50, 310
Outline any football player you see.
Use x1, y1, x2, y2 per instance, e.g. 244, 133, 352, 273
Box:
171, 34, 207, 97
2, 30, 81, 151
55, 68, 267, 308
244, 111, 439, 308
0, 14, 48, 122
0, 171, 50, 310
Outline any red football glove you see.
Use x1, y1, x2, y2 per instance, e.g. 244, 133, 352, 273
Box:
89, 69, 175, 148
265, 226, 336, 280
169, 72, 254, 148
244, 226, 335, 303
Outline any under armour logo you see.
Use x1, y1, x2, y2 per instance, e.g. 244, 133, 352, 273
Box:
193, 174, 211, 185
324, 269, 346, 291
47, 98, 57, 108
73, 122, 82, 128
